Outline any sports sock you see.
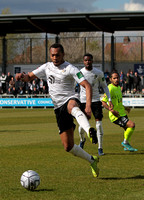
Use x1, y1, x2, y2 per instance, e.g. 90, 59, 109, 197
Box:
124, 127, 135, 143
71, 107, 90, 135
78, 126, 85, 142
69, 144, 94, 164
96, 121, 103, 149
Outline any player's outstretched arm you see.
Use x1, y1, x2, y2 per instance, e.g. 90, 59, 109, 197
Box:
124, 106, 131, 113
109, 101, 113, 110
15, 72, 37, 82
102, 101, 119, 117
102, 101, 111, 111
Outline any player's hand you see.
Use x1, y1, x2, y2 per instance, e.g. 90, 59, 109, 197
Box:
111, 110, 119, 117
125, 106, 131, 113
109, 101, 113, 110
85, 107, 91, 120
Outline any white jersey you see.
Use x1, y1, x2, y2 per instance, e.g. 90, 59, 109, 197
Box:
33, 61, 85, 109
80, 67, 111, 103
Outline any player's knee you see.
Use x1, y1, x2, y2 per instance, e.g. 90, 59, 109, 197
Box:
132, 122, 135, 128
64, 144, 73, 152
129, 121, 135, 128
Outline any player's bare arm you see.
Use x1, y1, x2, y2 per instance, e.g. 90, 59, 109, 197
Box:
102, 101, 112, 111
15, 72, 37, 82
111, 110, 119, 117
80, 79, 92, 119
102, 101, 119, 116
124, 106, 131, 113
109, 101, 113, 109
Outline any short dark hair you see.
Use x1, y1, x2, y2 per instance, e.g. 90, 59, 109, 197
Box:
110, 70, 119, 78
83, 53, 93, 59
49, 43, 64, 53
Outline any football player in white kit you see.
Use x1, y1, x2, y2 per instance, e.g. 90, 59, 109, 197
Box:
78, 53, 113, 156
15, 44, 99, 178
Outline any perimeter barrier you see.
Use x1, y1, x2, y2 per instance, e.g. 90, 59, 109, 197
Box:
0, 94, 144, 108
0, 94, 54, 108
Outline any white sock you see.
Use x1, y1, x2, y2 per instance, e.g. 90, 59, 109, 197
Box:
69, 144, 94, 164
96, 121, 104, 149
124, 139, 128, 144
78, 126, 85, 142
71, 107, 90, 135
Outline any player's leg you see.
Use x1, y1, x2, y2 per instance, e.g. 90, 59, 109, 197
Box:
78, 103, 86, 148
124, 120, 135, 142
68, 99, 97, 144
96, 120, 104, 156
122, 120, 137, 151
55, 102, 99, 177
92, 102, 104, 156
60, 128, 99, 177
113, 116, 137, 151
78, 126, 86, 149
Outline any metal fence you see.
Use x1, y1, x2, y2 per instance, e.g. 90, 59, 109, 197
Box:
0, 35, 144, 65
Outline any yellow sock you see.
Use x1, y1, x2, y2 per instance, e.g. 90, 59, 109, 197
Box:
124, 127, 135, 143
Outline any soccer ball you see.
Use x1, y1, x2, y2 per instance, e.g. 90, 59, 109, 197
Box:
20, 170, 40, 191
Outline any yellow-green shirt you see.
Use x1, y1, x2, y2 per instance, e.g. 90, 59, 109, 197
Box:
102, 83, 126, 122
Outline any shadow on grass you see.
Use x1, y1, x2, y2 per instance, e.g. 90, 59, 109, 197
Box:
100, 175, 144, 180
33, 188, 55, 192
0, 130, 35, 133
105, 151, 144, 155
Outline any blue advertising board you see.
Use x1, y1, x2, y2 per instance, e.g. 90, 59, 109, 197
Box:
0, 98, 54, 107
134, 64, 144, 75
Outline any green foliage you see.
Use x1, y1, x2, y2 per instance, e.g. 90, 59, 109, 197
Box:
0, 108, 144, 200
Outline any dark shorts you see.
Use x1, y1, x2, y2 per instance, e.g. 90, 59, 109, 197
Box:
80, 101, 103, 120
54, 98, 80, 134
113, 115, 129, 127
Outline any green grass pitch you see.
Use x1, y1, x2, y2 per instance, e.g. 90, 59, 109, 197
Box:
0, 108, 144, 200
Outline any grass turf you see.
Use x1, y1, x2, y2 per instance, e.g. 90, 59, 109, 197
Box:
0, 108, 144, 200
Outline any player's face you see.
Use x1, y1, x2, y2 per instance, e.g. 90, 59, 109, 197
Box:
110, 73, 119, 86
83, 56, 93, 70
50, 47, 64, 66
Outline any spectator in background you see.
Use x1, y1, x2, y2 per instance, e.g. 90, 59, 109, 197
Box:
0, 73, 7, 93
140, 75, 144, 91
32, 86, 39, 97
129, 70, 134, 93
104, 69, 110, 85
9, 77, 15, 90
42, 85, 47, 94
32, 79, 39, 91
7, 87, 12, 95
120, 70, 125, 93
0, 79, 2, 94
6, 72, 13, 92
11, 86, 17, 96
39, 78, 44, 94
18, 80, 25, 92
18, 86, 24, 95
25, 82, 32, 94
133, 72, 141, 93
125, 72, 132, 94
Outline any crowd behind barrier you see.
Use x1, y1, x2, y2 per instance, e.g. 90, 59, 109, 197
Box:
104, 69, 144, 95
0, 70, 143, 102
0, 72, 49, 96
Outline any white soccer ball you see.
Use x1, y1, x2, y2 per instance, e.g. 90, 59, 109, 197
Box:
20, 170, 40, 191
